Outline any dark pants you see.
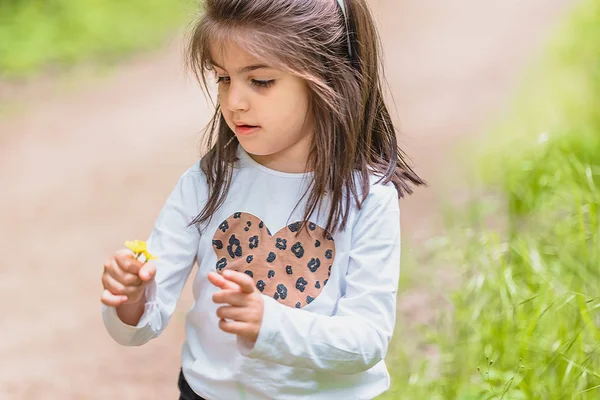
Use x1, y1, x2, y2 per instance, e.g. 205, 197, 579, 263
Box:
178, 369, 207, 400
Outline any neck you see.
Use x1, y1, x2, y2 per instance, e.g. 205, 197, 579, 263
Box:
248, 131, 313, 174
250, 149, 311, 174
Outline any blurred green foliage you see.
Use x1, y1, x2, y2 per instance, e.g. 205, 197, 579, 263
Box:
382, 0, 600, 398
0, 0, 194, 77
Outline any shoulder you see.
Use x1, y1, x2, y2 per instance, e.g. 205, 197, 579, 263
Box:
353, 171, 399, 210
168, 160, 209, 208
179, 160, 204, 180
340, 171, 400, 232
367, 174, 398, 201
176, 160, 208, 188
343, 172, 400, 238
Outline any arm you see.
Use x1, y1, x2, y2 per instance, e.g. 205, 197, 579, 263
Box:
116, 293, 148, 327
238, 187, 401, 374
102, 168, 203, 346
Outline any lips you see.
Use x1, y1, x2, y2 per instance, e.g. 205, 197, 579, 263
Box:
234, 123, 260, 136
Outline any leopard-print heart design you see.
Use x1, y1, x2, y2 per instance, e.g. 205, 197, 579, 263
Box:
212, 212, 335, 309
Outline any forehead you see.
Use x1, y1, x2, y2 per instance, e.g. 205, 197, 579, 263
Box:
209, 39, 265, 70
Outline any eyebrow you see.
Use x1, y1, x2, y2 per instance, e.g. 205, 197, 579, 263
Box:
210, 61, 271, 74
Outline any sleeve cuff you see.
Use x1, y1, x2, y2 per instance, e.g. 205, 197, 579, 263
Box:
236, 295, 283, 359
101, 280, 159, 344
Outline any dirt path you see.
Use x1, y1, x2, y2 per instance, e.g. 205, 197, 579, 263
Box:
0, 1, 573, 398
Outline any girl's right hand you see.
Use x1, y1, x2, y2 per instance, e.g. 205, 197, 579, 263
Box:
100, 249, 157, 307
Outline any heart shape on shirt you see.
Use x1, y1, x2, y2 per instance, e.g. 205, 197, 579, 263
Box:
212, 212, 335, 309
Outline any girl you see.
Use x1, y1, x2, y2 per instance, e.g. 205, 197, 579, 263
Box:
101, 0, 424, 399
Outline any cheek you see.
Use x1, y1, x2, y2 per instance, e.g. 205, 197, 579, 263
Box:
218, 91, 233, 121
270, 92, 310, 129
218, 87, 228, 110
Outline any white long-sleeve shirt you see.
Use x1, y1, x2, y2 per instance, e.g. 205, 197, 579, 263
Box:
102, 146, 401, 400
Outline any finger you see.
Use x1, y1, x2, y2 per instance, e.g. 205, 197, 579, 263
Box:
216, 305, 249, 322
138, 262, 156, 282
112, 249, 136, 272
124, 272, 143, 287
114, 252, 143, 275
101, 289, 128, 307
102, 273, 139, 297
105, 261, 143, 287
222, 270, 255, 294
212, 290, 248, 307
218, 319, 251, 336
115, 248, 134, 257
208, 272, 241, 291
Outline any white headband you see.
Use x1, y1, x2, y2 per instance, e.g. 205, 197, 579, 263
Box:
336, 0, 353, 58
336, 0, 347, 17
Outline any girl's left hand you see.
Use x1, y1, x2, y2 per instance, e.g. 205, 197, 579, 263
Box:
208, 270, 264, 345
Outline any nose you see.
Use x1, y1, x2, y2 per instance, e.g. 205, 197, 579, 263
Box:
223, 81, 250, 112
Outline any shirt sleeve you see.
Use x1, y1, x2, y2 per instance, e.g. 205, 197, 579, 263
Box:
237, 185, 401, 374
101, 167, 203, 346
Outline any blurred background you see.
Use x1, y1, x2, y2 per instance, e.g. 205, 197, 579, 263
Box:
1, 0, 597, 398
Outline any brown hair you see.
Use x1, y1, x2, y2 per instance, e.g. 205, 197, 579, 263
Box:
186, 0, 424, 236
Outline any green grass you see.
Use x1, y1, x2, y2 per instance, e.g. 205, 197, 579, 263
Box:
0, 0, 195, 78
382, 0, 600, 398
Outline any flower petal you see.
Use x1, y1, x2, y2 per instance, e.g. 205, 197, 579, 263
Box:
125, 240, 147, 254
142, 250, 159, 261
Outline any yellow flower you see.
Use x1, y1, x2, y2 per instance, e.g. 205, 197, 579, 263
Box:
125, 240, 158, 262
125, 240, 147, 254
142, 250, 159, 261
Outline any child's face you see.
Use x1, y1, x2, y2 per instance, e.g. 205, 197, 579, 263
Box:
210, 42, 314, 172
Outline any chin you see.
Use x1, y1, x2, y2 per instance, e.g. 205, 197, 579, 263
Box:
237, 141, 274, 157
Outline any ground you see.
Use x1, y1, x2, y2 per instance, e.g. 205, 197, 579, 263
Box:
0, 0, 572, 398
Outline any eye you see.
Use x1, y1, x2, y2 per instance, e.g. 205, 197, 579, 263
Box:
216, 76, 231, 84
251, 79, 275, 89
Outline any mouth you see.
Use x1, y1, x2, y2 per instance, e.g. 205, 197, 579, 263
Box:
234, 123, 260, 136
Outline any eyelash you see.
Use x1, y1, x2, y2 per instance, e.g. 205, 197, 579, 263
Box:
216, 76, 275, 89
